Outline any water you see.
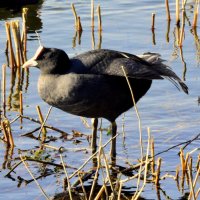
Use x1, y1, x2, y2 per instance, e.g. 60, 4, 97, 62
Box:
0, 0, 199, 199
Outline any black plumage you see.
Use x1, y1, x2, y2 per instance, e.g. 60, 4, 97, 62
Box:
23, 46, 188, 158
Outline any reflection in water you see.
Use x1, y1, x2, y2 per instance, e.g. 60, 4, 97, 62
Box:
2, 145, 14, 170
0, 0, 43, 33
166, 20, 171, 43
172, 27, 179, 58
72, 30, 82, 48
151, 28, 156, 45
192, 28, 200, 64
97, 30, 102, 49
179, 47, 187, 81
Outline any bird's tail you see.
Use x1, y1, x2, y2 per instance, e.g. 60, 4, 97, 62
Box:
138, 52, 188, 94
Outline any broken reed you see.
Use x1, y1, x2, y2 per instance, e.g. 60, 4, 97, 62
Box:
151, 13, 155, 30
4, 10, 28, 118
5, 19, 27, 71
36, 105, 47, 141
71, 3, 82, 32
151, 13, 156, 45
71, 2, 103, 32
1, 119, 14, 147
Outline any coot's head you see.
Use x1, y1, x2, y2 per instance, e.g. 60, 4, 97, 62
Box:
22, 46, 70, 74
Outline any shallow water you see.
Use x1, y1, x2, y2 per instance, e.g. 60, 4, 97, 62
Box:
0, 0, 200, 199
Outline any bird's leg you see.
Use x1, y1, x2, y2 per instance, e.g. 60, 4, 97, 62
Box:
91, 118, 98, 154
110, 121, 117, 162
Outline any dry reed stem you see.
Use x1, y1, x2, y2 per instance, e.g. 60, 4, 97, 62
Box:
0, 116, 20, 131
151, 136, 155, 175
151, 13, 155, 30
89, 147, 102, 200
98, 149, 109, 198
193, 0, 199, 28
80, 117, 91, 129
185, 153, 190, 185
101, 149, 117, 199
91, 0, 94, 28
20, 115, 69, 135
36, 105, 47, 137
188, 164, 200, 200
2, 64, 6, 117
121, 65, 143, 155
20, 154, 50, 200
22, 8, 28, 62
5, 22, 16, 68
180, 148, 186, 177
69, 132, 120, 180
132, 127, 151, 200
77, 16, 83, 31
97, 5, 102, 31
94, 179, 109, 200
60, 153, 73, 200
179, 10, 185, 47
43, 144, 60, 151
78, 172, 88, 200
121, 167, 145, 184
117, 181, 123, 200
11, 21, 21, 69
196, 189, 200, 199
155, 157, 162, 186
5, 156, 76, 177
14, 21, 24, 64
71, 3, 78, 27
121, 65, 144, 194
196, 154, 200, 170
38, 106, 52, 140
187, 162, 196, 200
160, 173, 177, 180
176, 0, 180, 25
165, 0, 171, 21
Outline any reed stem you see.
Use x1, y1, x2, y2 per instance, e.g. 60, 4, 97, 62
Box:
151, 13, 155, 30
71, 3, 78, 27
5, 22, 16, 68
176, 0, 180, 26
97, 4, 102, 31
91, 0, 94, 28
165, 0, 171, 21
2, 64, 6, 117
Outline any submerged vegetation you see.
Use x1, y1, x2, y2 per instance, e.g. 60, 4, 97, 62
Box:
0, 0, 200, 199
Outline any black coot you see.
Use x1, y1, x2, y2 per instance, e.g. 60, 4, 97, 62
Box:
23, 46, 188, 158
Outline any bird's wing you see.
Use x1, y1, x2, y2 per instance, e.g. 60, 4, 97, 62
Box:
72, 49, 188, 94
